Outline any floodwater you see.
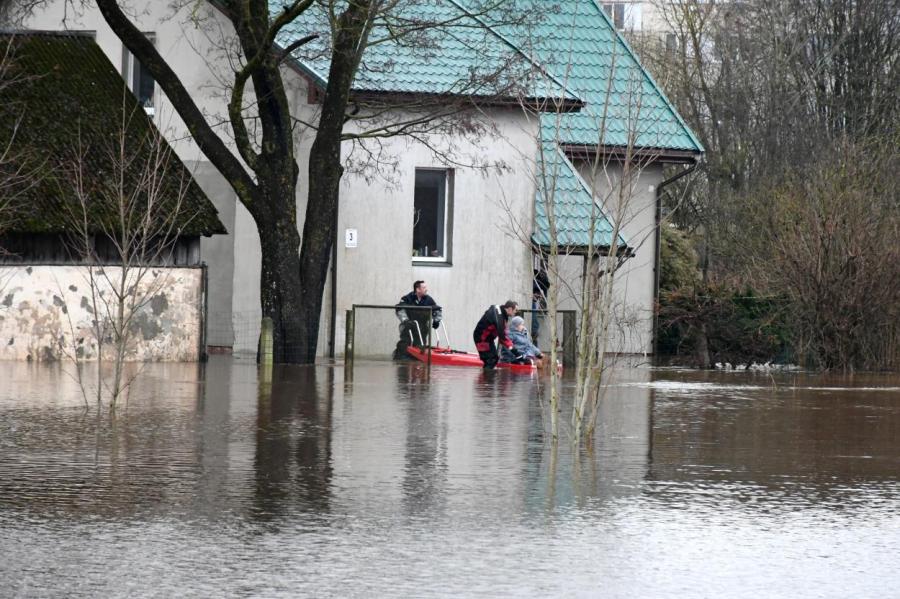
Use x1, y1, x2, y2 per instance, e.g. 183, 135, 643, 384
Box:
1, 358, 899, 598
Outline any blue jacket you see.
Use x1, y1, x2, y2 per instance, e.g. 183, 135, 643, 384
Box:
501, 328, 542, 362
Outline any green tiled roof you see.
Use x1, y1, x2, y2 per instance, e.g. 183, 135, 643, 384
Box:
512, 0, 702, 153
0, 33, 225, 237
523, 1, 702, 248
276, 0, 578, 102
532, 143, 627, 250
275, 1, 703, 250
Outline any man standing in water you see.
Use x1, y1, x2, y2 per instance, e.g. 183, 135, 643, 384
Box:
394, 280, 442, 359
472, 300, 519, 369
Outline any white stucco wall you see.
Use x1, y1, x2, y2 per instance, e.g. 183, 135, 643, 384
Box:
0, 265, 204, 362
570, 161, 663, 355
332, 109, 539, 357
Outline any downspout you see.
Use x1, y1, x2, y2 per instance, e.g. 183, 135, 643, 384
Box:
328, 197, 338, 359
652, 157, 700, 357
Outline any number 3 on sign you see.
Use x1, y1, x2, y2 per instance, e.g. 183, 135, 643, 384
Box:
344, 228, 358, 248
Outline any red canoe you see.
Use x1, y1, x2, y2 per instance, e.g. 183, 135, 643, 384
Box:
405, 346, 537, 373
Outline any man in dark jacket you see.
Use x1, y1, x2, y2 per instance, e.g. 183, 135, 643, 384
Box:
393, 280, 442, 359
532, 268, 550, 345
472, 300, 519, 369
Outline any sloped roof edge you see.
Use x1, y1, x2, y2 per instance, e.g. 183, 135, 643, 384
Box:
588, 0, 704, 154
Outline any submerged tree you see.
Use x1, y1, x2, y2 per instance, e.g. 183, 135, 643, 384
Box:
59, 107, 202, 407
501, 8, 696, 442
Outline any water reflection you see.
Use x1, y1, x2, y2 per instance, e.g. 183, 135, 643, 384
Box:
396, 364, 447, 518
253, 365, 334, 520
645, 369, 900, 505
1, 359, 899, 597
525, 366, 653, 514
0, 361, 210, 518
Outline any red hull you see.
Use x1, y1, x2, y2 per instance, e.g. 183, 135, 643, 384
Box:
405, 346, 536, 373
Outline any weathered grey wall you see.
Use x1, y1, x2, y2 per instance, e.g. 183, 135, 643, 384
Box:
0, 266, 204, 362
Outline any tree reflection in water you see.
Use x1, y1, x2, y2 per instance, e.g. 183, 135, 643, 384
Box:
253, 365, 334, 521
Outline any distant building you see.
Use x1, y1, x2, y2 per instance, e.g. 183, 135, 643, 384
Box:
600, 2, 680, 55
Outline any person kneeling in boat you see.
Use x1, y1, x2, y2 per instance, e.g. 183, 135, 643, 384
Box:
500, 316, 544, 367
473, 300, 518, 369
393, 280, 442, 360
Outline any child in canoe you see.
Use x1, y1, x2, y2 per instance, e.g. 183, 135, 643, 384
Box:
500, 316, 544, 367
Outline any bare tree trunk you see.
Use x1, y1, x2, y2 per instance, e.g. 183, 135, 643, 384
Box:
695, 322, 710, 368
259, 209, 306, 362
297, 149, 341, 362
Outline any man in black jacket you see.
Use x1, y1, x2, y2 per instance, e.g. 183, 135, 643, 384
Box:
532, 268, 550, 345
393, 280, 442, 359
472, 300, 519, 369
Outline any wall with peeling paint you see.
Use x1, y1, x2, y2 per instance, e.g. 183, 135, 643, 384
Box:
0, 266, 204, 362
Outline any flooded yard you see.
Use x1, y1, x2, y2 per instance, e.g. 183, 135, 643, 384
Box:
1, 357, 899, 597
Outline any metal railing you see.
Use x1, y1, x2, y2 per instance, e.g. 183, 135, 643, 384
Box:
344, 304, 576, 369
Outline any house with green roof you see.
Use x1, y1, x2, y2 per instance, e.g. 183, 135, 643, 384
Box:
0, 32, 225, 361
22, 0, 700, 357
523, 0, 703, 353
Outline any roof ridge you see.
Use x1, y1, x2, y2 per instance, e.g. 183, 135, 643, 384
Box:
586, 0, 704, 153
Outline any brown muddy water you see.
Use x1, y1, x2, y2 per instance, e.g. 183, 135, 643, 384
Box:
1, 357, 899, 598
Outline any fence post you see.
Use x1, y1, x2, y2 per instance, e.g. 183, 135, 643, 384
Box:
426, 308, 432, 373
345, 308, 355, 366
199, 263, 209, 363
563, 311, 576, 367
260, 317, 274, 366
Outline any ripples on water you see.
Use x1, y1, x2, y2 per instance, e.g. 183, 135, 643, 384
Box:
1, 359, 899, 598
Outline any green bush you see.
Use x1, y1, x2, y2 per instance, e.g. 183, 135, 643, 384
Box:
658, 284, 791, 367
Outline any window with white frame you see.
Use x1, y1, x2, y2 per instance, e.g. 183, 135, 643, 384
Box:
412, 169, 452, 263
122, 34, 156, 114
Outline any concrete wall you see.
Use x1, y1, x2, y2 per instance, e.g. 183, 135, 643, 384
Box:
0, 265, 204, 362
189, 161, 236, 348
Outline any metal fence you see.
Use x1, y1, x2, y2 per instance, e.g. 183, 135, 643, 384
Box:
344, 304, 576, 367
205, 305, 577, 366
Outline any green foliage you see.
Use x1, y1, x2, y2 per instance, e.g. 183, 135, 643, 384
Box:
658, 225, 699, 292
658, 284, 791, 367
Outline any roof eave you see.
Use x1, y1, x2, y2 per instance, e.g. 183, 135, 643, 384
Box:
560, 143, 703, 165
349, 88, 583, 112
532, 241, 635, 258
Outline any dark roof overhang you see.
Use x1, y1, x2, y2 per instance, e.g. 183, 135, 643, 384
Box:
560, 143, 703, 165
